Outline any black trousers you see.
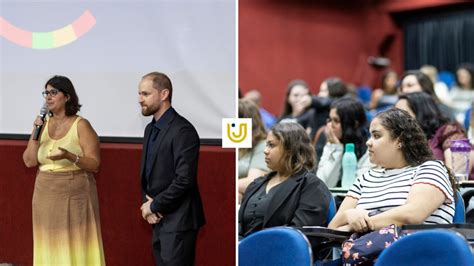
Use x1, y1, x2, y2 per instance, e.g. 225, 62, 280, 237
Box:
152, 227, 199, 266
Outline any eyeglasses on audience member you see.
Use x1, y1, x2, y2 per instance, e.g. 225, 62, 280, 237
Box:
326, 117, 340, 124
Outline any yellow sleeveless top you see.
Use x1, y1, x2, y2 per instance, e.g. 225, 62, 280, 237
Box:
38, 116, 83, 172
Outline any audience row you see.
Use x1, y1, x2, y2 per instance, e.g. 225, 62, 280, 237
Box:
238, 66, 474, 263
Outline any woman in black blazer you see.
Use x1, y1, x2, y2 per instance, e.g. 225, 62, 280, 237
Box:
239, 122, 330, 238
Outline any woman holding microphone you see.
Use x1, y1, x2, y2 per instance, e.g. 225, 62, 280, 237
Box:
23, 75, 105, 265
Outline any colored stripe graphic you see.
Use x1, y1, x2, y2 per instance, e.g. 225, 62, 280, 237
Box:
0, 10, 96, 49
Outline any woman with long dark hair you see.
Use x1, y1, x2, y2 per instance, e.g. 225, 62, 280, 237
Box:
316, 97, 374, 188
278, 79, 312, 122
395, 92, 471, 176
399, 70, 455, 121
449, 63, 474, 123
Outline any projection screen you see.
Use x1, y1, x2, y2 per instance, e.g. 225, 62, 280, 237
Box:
0, 0, 236, 140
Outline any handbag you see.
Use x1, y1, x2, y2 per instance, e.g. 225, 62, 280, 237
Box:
341, 224, 402, 265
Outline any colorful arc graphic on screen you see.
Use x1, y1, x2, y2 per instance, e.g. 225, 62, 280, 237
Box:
0, 10, 96, 49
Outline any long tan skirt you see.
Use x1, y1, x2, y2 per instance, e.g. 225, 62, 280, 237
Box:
33, 170, 105, 266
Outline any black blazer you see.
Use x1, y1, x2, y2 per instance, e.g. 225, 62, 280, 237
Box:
141, 108, 205, 232
239, 170, 330, 237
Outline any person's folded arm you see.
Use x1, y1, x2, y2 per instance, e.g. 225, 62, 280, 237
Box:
327, 196, 358, 229
368, 183, 447, 229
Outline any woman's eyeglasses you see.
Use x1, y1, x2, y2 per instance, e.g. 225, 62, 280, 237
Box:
326, 117, 341, 124
42, 89, 60, 98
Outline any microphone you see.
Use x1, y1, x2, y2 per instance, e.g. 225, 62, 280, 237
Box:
33, 103, 48, 141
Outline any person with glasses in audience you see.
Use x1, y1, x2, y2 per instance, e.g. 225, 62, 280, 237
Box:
300, 77, 349, 159
316, 98, 374, 188
23, 75, 105, 265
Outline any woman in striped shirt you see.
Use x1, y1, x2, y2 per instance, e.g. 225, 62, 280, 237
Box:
328, 108, 456, 233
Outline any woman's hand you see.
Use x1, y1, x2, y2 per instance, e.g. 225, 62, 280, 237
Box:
33, 116, 45, 127
325, 125, 341, 144
47, 147, 70, 161
335, 224, 352, 232
345, 209, 374, 233
293, 100, 307, 116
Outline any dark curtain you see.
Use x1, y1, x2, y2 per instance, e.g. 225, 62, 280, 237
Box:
403, 8, 474, 72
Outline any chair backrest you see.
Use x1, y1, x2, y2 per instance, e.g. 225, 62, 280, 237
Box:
438, 71, 456, 89
464, 107, 471, 130
375, 229, 474, 266
356, 86, 372, 105
326, 193, 337, 226
238, 227, 313, 266
454, 190, 466, 223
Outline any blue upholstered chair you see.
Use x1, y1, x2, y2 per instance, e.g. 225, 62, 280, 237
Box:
239, 227, 313, 266
464, 107, 471, 130
326, 193, 337, 226
438, 71, 456, 89
312, 193, 341, 266
356, 86, 372, 106
454, 190, 466, 223
375, 229, 474, 266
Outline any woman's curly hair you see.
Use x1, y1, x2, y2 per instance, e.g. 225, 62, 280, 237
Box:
376, 108, 457, 192
376, 108, 433, 165
271, 122, 315, 175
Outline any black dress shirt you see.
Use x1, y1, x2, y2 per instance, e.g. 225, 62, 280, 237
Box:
145, 107, 173, 178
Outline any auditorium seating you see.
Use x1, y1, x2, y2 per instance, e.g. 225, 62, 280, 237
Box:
454, 190, 466, 223
375, 229, 474, 266
239, 227, 313, 266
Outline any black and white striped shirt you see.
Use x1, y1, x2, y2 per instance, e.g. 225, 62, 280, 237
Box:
347, 160, 455, 224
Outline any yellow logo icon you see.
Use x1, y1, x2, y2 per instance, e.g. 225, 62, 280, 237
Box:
227, 123, 247, 143
222, 118, 252, 148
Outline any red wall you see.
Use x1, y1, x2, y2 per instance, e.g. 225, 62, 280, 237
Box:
239, 0, 465, 116
0, 140, 235, 266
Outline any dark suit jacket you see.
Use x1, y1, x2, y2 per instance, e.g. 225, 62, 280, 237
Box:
239, 170, 330, 238
141, 108, 205, 232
